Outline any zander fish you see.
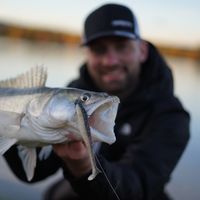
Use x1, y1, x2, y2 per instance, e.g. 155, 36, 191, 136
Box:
0, 66, 120, 181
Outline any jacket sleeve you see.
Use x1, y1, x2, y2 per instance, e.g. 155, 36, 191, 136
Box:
3, 146, 62, 183
63, 106, 190, 200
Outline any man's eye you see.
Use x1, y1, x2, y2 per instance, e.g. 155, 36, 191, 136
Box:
91, 46, 106, 55
115, 43, 127, 52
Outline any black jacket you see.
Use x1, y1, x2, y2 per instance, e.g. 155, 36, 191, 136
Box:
4, 43, 190, 200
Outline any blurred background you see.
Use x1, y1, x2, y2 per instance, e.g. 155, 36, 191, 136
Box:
0, 0, 199, 199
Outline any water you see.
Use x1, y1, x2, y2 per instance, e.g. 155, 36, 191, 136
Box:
0, 37, 199, 200
165, 57, 200, 200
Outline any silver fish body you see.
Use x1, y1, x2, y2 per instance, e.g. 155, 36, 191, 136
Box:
0, 67, 120, 181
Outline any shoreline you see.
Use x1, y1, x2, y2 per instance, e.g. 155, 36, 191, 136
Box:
0, 22, 200, 60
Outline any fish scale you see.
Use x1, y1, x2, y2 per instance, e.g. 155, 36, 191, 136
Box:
0, 94, 35, 113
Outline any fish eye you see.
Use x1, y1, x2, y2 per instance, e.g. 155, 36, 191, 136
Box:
80, 93, 91, 102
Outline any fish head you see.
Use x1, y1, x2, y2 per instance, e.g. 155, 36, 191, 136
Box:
42, 88, 120, 144
68, 88, 120, 144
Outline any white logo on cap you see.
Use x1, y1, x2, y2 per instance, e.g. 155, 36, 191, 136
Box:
112, 20, 133, 28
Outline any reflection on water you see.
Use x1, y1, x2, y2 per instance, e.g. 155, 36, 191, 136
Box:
0, 37, 199, 200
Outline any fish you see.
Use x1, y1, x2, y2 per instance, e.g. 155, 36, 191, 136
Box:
0, 66, 120, 181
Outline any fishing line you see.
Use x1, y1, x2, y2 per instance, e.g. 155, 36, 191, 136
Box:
95, 155, 121, 200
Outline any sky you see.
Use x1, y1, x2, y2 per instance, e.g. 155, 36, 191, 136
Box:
0, 0, 200, 48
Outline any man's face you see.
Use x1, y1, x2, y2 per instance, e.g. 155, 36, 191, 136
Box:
86, 37, 147, 95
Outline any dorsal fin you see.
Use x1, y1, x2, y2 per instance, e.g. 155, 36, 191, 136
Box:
0, 66, 47, 88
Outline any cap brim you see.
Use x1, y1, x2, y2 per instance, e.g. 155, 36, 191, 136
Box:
81, 31, 138, 46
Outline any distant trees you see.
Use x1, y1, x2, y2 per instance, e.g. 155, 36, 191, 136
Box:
0, 22, 81, 44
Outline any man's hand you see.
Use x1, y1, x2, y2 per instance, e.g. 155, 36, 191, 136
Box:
53, 140, 92, 178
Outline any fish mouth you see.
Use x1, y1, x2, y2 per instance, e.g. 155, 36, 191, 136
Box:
87, 96, 120, 144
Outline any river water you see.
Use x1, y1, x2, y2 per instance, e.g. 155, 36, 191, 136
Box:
0, 38, 199, 200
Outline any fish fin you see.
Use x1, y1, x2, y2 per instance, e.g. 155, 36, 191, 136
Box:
39, 145, 52, 160
0, 65, 47, 88
0, 138, 17, 154
17, 145, 36, 181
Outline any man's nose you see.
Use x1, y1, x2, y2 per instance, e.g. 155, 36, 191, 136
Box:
102, 49, 119, 66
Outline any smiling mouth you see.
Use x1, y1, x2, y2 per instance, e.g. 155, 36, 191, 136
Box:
101, 65, 127, 79
102, 68, 126, 82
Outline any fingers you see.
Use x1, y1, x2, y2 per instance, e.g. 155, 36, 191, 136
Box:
53, 141, 88, 160
53, 141, 92, 178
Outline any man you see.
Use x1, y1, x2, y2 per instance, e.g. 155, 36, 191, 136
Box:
4, 3, 190, 200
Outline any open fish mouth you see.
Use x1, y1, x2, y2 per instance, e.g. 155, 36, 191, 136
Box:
87, 96, 119, 144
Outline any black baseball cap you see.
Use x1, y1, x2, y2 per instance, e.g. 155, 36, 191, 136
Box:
82, 3, 140, 45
